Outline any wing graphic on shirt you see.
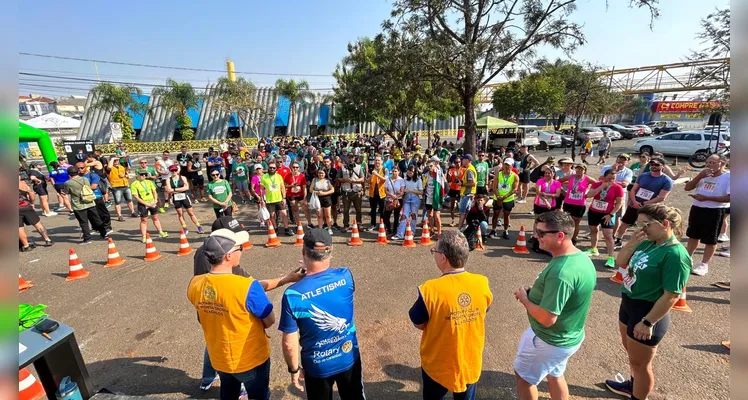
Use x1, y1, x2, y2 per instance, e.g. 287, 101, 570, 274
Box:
310, 304, 349, 333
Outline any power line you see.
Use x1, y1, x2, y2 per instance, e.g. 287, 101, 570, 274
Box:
20, 52, 333, 77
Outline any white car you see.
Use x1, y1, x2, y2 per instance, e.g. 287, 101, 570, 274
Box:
537, 130, 563, 149
634, 130, 730, 157
633, 124, 653, 135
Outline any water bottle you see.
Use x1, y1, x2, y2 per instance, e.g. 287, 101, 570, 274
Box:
56, 376, 82, 400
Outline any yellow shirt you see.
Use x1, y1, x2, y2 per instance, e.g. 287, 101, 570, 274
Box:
187, 274, 271, 374
419, 272, 492, 392
460, 164, 477, 196
108, 165, 129, 188
130, 179, 157, 203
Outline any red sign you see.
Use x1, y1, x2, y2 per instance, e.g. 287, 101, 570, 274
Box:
653, 101, 720, 113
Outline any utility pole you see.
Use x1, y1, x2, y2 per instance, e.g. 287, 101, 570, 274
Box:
93, 62, 100, 81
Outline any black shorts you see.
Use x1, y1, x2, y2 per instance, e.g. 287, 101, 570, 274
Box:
554, 194, 565, 210
726, 207, 730, 215
588, 209, 615, 229
493, 199, 515, 212
619, 293, 671, 347
304, 357, 365, 400
191, 175, 205, 187
33, 184, 48, 196
476, 186, 488, 195
519, 171, 531, 184
331, 190, 340, 204
19, 208, 39, 227
319, 195, 332, 208
447, 189, 461, 201
563, 203, 586, 219
266, 201, 286, 215
172, 196, 193, 209
598, 150, 607, 157
621, 206, 639, 226
686, 205, 726, 245
533, 204, 553, 216
54, 184, 67, 195
137, 203, 159, 217
288, 196, 304, 203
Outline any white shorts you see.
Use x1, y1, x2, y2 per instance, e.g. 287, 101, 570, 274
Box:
513, 327, 582, 386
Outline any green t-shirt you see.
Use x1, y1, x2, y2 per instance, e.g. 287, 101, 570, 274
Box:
260, 173, 285, 203
528, 251, 596, 348
130, 179, 157, 203
473, 161, 489, 187
115, 149, 127, 165
437, 148, 450, 162
232, 162, 249, 182
207, 180, 233, 209
621, 238, 691, 303
629, 162, 650, 183
134, 166, 157, 179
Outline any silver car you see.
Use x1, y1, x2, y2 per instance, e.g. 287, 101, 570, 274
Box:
537, 130, 563, 149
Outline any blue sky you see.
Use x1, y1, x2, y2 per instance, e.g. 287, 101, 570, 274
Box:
19, 0, 728, 98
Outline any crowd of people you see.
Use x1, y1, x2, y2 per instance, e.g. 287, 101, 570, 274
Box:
19, 132, 730, 400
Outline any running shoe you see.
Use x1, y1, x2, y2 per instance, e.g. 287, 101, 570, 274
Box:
182, 225, 188, 234
614, 237, 623, 250
328, 228, 334, 235
367, 225, 378, 232
691, 262, 708, 276
43, 211, 58, 217
391, 235, 403, 240
118, 216, 125, 222
20, 245, 34, 252
164, 203, 170, 208
285, 228, 294, 236
717, 233, 729, 243
502, 231, 510, 240
158, 207, 166, 213
584, 248, 599, 256
141, 236, 147, 243
197, 226, 205, 234
604, 256, 615, 269
199, 374, 219, 391
604, 373, 633, 398
488, 229, 496, 238
713, 281, 730, 290
716, 250, 730, 258
44, 239, 53, 246
81, 239, 93, 245
496, 220, 503, 227
308, 224, 316, 229
159, 231, 169, 238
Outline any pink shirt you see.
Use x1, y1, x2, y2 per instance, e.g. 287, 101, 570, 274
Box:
534, 178, 562, 209
564, 175, 591, 206
589, 181, 624, 214
251, 175, 265, 198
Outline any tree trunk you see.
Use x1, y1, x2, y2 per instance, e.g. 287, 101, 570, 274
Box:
462, 93, 477, 155
427, 125, 432, 150
289, 103, 296, 136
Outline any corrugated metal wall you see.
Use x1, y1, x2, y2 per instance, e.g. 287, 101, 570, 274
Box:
78, 85, 466, 141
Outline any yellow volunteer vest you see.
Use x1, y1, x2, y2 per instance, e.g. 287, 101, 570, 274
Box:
419, 272, 492, 393
368, 167, 386, 198
187, 274, 270, 373
460, 164, 477, 196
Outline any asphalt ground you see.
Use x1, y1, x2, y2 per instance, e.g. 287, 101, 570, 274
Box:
19, 141, 731, 399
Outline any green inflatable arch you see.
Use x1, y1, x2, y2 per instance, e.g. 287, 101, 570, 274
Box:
19, 122, 58, 171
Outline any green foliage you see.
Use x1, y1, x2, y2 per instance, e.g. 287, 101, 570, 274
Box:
113, 111, 134, 142
274, 79, 315, 136
688, 8, 730, 118
151, 79, 201, 115
88, 82, 148, 141
332, 33, 461, 143
492, 74, 564, 120
175, 113, 192, 129
620, 96, 652, 120
214, 77, 272, 138
180, 129, 195, 141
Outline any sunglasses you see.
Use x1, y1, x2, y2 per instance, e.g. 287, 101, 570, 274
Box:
228, 247, 243, 255
634, 220, 660, 229
292, 166, 300, 169
648, 163, 661, 167
535, 229, 560, 237
429, 247, 443, 255
268, 167, 277, 170
211, 173, 220, 176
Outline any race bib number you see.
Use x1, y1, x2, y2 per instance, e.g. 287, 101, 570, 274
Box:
291, 186, 301, 193
591, 200, 608, 212
636, 188, 655, 200
213, 186, 226, 195
622, 269, 636, 292
569, 191, 584, 201
701, 181, 716, 192
236, 170, 245, 177
173, 193, 186, 201
270, 184, 279, 192
197, 170, 203, 176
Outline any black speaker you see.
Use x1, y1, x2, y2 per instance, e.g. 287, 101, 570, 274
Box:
707, 113, 722, 126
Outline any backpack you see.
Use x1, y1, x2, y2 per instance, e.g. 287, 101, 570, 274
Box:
72, 178, 96, 203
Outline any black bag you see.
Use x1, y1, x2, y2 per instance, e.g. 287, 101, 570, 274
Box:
529, 166, 543, 183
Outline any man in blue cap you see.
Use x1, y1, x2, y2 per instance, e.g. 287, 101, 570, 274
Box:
458, 154, 477, 229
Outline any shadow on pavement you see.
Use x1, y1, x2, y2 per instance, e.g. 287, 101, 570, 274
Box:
682, 344, 730, 355
686, 294, 730, 306
595, 277, 623, 298
88, 356, 203, 398
380, 363, 617, 399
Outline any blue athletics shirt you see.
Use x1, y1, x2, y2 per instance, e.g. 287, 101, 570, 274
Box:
278, 267, 359, 378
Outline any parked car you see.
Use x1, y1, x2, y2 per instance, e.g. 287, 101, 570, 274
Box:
645, 121, 680, 134
485, 125, 540, 152
599, 127, 621, 140
597, 124, 639, 139
632, 124, 653, 135
578, 127, 604, 144
559, 132, 574, 148
633, 130, 730, 157
625, 125, 645, 137
536, 130, 563, 150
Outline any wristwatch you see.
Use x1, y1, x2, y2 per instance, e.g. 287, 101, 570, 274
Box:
288, 365, 301, 374
641, 318, 654, 327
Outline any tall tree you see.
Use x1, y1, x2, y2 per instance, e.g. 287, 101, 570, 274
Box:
151, 79, 201, 140
492, 74, 564, 123
332, 33, 461, 144
274, 79, 315, 136
213, 77, 274, 138
689, 7, 730, 118
388, 0, 659, 155
619, 96, 652, 123
87, 82, 149, 141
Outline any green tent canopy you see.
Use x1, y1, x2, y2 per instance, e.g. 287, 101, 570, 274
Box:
473, 116, 517, 130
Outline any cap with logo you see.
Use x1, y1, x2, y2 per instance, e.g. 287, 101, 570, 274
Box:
303, 228, 333, 251
211, 216, 243, 233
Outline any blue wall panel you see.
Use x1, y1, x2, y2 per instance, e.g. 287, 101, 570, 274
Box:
128, 94, 150, 129
187, 99, 203, 128
319, 105, 329, 126
275, 96, 291, 127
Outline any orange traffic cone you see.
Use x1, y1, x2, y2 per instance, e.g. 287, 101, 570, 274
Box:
105, 238, 125, 267
18, 274, 33, 293
474, 228, 485, 251
722, 340, 730, 350
512, 225, 530, 254
420, 220, 433, 246
672, 286, 692, 312
348, 219, 364, 246
239, 224, 253, 249
143, 233, 162, 261
177, 229, 194, 257
402, 219, 417, 248
294, 222, 305, 247
265, 220, 281, 248
66, 248, 90, 281
18, 368, 44, 400
376, 218, 388, 245
610, 264, 626, 284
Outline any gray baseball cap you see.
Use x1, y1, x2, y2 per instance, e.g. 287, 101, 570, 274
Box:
202, 229, 249, 262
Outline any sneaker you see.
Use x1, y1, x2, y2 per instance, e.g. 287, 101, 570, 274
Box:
605, 256, 615, 269
182, 225, 188, 234
132, 213, 140, 218
488, 229, 497, 238
142, 236, 147, 243
328, 228, 334, 235
713, 281, 730, 290
118, 216, 125, 222
81, 239, 93, 245
332, 223, 341, 231
158, 207, 166, 213
164, 203, 170, 208
44, 239, 53, 246
197, 226, 205, 234
259, 221, 266, 227
614, 237, 623, 251
105, 229, 113, 237
285, 228, 294, 236
43, 211, 58, 217
367, 225, 378, 232
55, 206, 65, 212
605, 373, 633, 398
716, 250, 730, 258
199, 374, 219, 391
20, 245, 34, 252
584, 248, 600, 256
391, 235, 403, 240
717, 233, 730, 243
691, 262, 708, 276
502, 231, 510, 240
159, 231, 169, 238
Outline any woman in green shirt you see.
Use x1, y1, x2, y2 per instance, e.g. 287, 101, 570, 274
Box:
207, 171, 234, 219
605, 204, 690, 400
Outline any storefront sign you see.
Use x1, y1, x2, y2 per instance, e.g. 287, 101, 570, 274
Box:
653, 101, 719, 113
